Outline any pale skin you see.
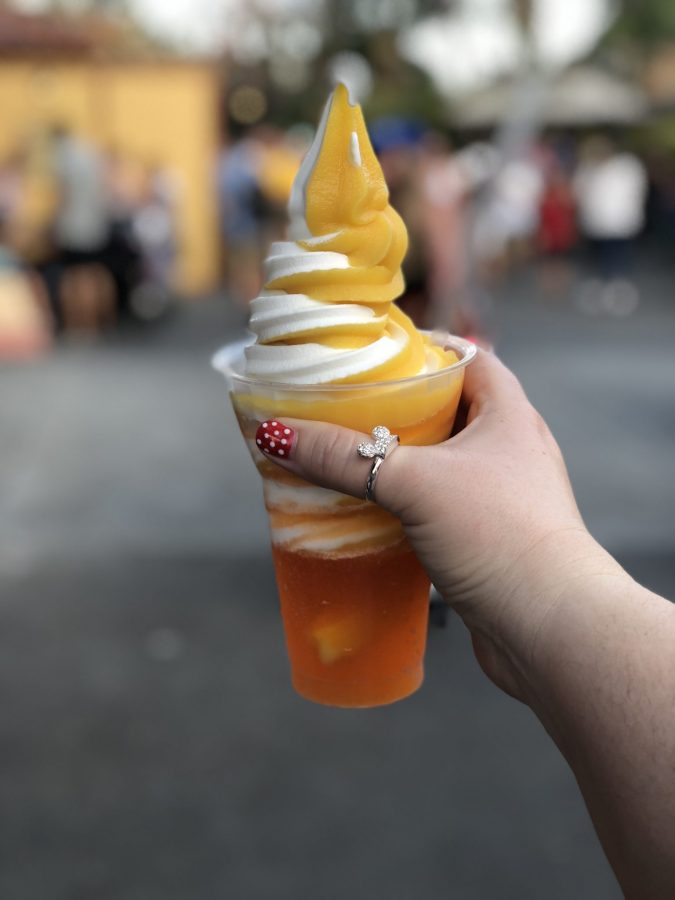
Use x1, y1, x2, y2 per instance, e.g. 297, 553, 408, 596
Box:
258, 350, 675, 899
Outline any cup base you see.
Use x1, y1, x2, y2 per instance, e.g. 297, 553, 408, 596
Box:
290, 664, 424, 709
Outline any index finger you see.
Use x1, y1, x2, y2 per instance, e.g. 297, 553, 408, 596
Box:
462, 348, 526, 414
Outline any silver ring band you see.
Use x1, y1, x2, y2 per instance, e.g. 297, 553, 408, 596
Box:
357, 426, 400, 502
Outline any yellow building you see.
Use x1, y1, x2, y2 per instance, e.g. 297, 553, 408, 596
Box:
0, 10, 222, 295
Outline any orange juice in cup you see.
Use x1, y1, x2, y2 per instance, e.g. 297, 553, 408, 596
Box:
213, 84, 475, 707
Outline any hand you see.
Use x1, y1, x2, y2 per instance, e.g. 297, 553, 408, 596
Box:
255, 352, 675, 891
256, 350, 607, 699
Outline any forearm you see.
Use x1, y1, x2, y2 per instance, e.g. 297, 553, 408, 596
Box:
522, 555, 675, 897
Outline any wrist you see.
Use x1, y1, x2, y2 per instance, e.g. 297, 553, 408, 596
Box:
522, 537, 633, 713
487, 527, 626, 703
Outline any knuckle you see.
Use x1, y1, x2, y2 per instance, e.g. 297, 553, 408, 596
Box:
506, 372, 530, 405
529, 405, 549, 435
521, 403, 565, 460
529, 406, 556, 446
307, 428, 347, 477
375, 447, 419, 515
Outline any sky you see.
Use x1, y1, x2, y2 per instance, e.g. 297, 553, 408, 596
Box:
13, 0, 613, 95
402, 0, 614, 93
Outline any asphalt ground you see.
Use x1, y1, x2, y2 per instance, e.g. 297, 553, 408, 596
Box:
1, 263, 674, 899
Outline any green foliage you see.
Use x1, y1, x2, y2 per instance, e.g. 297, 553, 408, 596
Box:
240, 2, 450, 132
634, 117, 675, 155
606, 0, 675, 48
261, 48, 447, 133
323, 0, 455, 35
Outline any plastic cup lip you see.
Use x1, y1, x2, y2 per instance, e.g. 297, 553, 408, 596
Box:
211, 330, 477, 392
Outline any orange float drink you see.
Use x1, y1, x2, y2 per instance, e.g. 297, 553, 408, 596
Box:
218, 336, 473, 707
271, 540, 429, 707
213, 84, 475, 707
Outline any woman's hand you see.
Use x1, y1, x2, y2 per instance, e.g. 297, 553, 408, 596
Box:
255, 349, 675, 894
255, 350, 612, 698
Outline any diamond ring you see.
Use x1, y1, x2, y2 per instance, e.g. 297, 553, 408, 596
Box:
357, 425, 400, 501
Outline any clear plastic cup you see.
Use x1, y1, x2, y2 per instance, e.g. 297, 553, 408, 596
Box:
213, 333, 476, 707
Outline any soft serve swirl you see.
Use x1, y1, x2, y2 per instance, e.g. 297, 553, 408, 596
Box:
245, 83, 448, 385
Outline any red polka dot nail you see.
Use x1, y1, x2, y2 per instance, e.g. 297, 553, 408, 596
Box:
255, 420, 296, 459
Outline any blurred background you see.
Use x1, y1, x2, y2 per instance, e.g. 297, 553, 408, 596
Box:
1, 0, 674, 897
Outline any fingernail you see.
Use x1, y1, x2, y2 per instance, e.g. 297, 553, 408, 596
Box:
255, 420, 295, 459
465, 334, 495, 353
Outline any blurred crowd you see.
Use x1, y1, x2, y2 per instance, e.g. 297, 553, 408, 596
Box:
216, 118, 675, 338
216, 123, 306, 308
4, 113, 675, 360
0, 127, 179, 357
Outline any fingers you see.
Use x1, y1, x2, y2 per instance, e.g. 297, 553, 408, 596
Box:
251, 353, 524, 514
462, 348, 526, 414
254, 417, 416, 515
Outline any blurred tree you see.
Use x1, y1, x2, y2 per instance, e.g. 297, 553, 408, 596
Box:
29, 0, 128, 11
321, 0, 455, 35
12, 0, 459, 130
604, 0, 675, 50
225, 0, 458, 130
510, 0, 535, 66
512, 0, 534, 34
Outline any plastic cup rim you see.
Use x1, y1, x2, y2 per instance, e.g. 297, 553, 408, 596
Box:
211, 330, 477, 392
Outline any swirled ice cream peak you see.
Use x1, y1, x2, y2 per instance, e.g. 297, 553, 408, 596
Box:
245, 83, 451, 385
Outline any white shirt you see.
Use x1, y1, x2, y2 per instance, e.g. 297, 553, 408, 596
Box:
574, 154, 647, 239
53, 137, 110, 251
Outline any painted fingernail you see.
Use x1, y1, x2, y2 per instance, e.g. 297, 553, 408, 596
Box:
255, 420, 296, 459
465, 334, 494, 353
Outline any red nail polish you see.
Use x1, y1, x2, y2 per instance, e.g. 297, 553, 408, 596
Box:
255, 420, 295, 459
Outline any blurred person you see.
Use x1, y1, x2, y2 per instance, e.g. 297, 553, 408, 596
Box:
255, 349, 675, 899
0, 142, 56, 267
644, 151, 675, 258
501, 153, 546, 261
453, 141, 503, 339
255, 126, 302, 243
536, 156, 577, 297
0, 212, 51, 358
216, 131, 266, 309
416, 133, 472, 335
129, 163, 179, 320
538, 163, 576, 256
103, 149, 146, 318
50, 125, 110, 265
106, 148, 147, 222
573, 136, 647, 317
373, 118, 427, 326
49, 125, 115, 334
473, 149, 544, 278
0, 150, 23, 235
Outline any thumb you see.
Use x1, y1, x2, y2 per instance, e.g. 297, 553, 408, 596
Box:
253, 417, 420, 516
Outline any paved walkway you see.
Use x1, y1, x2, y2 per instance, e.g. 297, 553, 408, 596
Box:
1, 273, 673, 899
